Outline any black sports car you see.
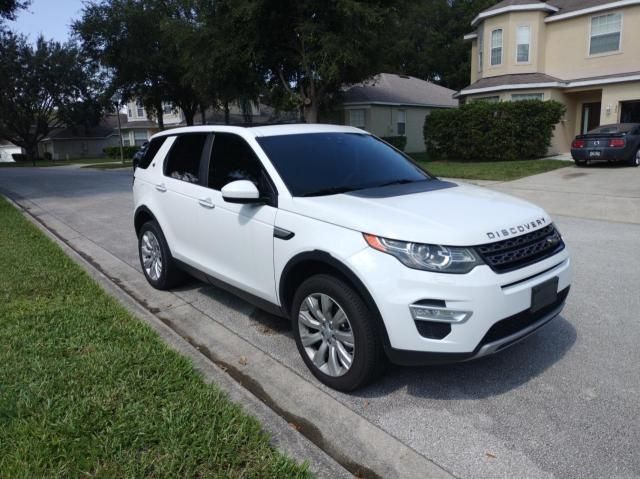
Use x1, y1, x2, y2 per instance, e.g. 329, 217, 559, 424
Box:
571, 123, 640, 167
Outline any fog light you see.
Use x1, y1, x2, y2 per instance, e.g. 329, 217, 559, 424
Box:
409, 305, 472, 323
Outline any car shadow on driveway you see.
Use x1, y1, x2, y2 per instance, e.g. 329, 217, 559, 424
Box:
354, 316, 577, 401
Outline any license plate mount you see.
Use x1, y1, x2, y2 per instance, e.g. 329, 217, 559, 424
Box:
531, 277, 559, 313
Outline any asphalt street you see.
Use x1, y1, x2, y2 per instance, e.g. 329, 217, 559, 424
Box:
1, 164, 638, 478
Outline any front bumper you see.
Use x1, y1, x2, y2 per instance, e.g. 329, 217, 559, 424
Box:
347, 246, 571, 361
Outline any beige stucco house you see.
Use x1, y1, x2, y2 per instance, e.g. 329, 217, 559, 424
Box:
457, 0, 640, 154
333, 73, 458, 153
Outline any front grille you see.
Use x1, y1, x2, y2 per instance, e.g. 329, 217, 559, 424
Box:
480, 287, 569, 347
475, 224, 565, 274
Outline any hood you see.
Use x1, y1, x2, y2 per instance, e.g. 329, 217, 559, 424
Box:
285, 180, 550, 246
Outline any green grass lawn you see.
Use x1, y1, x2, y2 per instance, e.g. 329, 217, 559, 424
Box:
0, 157, 126, 168
409, 153, 571, 181
0, 197, 311, 478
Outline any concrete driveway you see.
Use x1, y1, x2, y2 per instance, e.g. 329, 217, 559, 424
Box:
1, 164, 639, 478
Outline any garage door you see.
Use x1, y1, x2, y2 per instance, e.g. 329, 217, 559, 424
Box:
620, 100, 640, 123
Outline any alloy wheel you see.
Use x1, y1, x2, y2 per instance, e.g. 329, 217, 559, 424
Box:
298, 293, 355, 377
141, 230, 163, 281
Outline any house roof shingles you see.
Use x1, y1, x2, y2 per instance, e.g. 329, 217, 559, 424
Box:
460, 73, 563, 93
342, 73, 458, 108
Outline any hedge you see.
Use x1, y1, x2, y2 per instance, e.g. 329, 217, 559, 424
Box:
381, 136, 407, 151
424, 100, 566, 162
103, 146, 140, 159
11, 153, 27, 162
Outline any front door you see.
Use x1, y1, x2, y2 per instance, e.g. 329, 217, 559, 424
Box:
200, 132, 278, 303
581, 102, 601, 134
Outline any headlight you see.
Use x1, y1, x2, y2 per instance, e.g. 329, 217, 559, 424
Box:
363, 234, 482, 274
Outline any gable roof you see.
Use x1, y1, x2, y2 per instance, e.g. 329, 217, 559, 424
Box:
342, 73, 458, 108
472, 0, 638, 25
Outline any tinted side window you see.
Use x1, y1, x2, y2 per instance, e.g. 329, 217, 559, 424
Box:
164, 134, 208, 184
208, 133, 264, 191
137, 137, 165, 169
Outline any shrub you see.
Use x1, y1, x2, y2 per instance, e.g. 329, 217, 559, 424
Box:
103, 146, 139, 159
42, 152, 53, 161
11, 153, 27, 162
381, 135, 407, 151
424, 100, 566, 161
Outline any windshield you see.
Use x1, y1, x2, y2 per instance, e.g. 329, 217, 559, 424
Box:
256, 133, 432, 197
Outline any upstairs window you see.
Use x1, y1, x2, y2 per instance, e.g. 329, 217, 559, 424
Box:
163, 102, 173, 114
516, 25, 531, 63
136, 105, 144, 117
590, 13, 622, 55
491, 29, 503, 66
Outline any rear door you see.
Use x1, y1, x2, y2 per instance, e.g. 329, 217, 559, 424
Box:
155, 133, 216, 264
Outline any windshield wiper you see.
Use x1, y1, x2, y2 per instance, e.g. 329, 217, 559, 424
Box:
301, 186, 357, 197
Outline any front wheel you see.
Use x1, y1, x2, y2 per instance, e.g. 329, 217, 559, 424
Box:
291, 274, 383, 391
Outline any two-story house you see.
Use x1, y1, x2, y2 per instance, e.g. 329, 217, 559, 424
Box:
457, 0, 640, 154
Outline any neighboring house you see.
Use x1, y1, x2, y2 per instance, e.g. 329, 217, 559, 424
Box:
331, 73, 458, 153
458, 0, 640, 154
0, 140, 23, 162
120, 100, 286, 146
38, 115, 123, 160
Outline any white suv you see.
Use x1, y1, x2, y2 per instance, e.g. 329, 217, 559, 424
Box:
133, 124, 571, 391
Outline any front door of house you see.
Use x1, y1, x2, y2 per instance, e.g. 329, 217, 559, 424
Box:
581, 102, 601, 134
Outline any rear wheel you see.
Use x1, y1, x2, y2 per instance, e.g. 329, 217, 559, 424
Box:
138, 220, 187, 290
629, 148, 640, 167
291, 274, 382, 391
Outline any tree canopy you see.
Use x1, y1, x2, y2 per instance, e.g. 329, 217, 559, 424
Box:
0, 33, 104, 162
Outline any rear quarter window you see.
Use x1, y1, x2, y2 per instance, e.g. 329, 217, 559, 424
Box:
137, 137, 166, 169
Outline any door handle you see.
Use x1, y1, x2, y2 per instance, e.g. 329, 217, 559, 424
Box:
155, 183, 167, 192
198, 197, 215, 209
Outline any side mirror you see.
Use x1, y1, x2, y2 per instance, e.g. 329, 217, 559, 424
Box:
221, 180, 263, 204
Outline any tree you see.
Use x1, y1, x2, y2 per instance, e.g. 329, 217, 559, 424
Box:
239, 0, 399, 123
0, 0, 29, 21
384, 0, 495, 91
177, 0, 261, 125
74, 0, 203, 128
0, 33, 104, 163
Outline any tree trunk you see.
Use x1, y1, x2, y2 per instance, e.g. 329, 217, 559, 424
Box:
184, 110, 194, 126
25, 143, 38, 166
155, 99, 165, 130
224, 100, 230, 124
303, 101, 319, 123
200, 105, 206, 125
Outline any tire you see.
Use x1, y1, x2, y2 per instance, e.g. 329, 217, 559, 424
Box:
291, 274, 383, 391
629, 148, 640, 167
138, 220, 187, 290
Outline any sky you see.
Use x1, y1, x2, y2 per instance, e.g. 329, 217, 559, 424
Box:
9, 0, 85, 43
